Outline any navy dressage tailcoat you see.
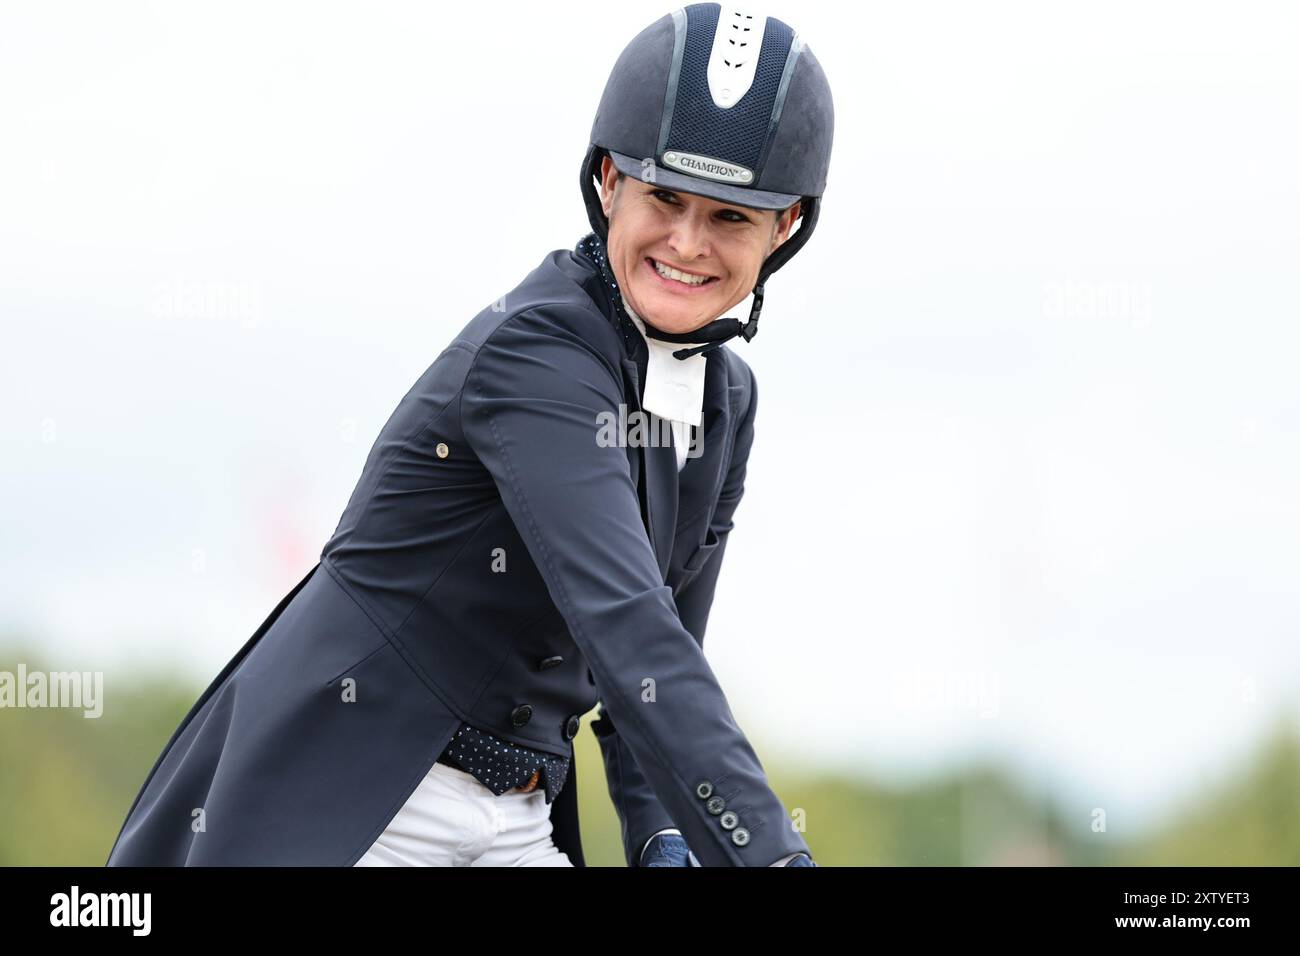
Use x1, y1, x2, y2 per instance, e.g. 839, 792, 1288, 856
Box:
106, 236, 812, 867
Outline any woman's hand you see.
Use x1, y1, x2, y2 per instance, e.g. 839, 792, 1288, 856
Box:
640, 831, 699, 867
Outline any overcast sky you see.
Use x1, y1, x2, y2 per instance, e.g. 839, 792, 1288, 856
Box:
2, 1, 1298, 834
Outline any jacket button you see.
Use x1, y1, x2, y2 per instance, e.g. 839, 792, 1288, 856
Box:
730, 827, 750, 847
706, 795, 726, 815
510, 704, 532, 727
695, 781, 714, 800
435, 442, 450, 459
563, 714, 581, 740
538, 655, 564, 670
719, 811, 738, 830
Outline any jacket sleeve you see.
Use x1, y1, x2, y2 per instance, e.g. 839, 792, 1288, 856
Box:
591, 364, 758, 865
460, 311, 806, 866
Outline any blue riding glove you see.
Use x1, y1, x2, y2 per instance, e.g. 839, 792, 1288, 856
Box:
639, 831, 700, 867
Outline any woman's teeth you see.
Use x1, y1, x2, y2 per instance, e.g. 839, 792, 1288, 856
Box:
651, 258, 715, 286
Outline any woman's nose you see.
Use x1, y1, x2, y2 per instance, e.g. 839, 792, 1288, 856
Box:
666, 215, 713, 263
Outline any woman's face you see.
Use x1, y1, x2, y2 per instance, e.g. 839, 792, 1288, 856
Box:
599, 154, 801, 336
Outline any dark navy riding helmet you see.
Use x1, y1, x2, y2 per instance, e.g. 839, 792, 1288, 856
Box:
580, 4, 835, 357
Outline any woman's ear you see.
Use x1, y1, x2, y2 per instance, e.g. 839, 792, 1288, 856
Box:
770, 200, 803, 251
599, 156, 622, 218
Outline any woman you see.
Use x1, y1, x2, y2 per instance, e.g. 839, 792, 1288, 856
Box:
106, 3, 833, 868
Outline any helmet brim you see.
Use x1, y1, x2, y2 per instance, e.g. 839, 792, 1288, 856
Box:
607, 150, 802, 212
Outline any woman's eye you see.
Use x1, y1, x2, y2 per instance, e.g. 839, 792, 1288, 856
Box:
653, 190, 748, 223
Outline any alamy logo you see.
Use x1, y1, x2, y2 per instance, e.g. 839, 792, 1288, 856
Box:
50, 886, 151, 935
596, 405, 702, 459
0, 664, 103, 718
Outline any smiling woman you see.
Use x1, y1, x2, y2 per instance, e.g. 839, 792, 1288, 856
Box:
598, 166, 802, 338
106, 2, 833, 870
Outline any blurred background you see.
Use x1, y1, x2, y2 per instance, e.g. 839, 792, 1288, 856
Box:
1, 1, 1297, 866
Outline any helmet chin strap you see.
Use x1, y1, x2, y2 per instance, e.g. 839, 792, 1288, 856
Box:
640, 282, 765, 360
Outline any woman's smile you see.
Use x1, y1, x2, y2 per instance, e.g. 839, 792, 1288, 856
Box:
643, 256, 721, 295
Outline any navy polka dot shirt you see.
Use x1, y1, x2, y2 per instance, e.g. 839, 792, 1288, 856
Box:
438, 724, 571, 804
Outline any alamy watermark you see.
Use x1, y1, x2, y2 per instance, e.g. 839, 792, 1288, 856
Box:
152, 278, 260, 328
50, 885, 150, 935
0, 664, 104, 718
1041, 276, 1152, 328
889, 668, 1001, 719
596, 404, 702, 459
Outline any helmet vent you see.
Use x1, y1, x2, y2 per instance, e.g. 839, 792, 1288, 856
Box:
707, 6, 767, 109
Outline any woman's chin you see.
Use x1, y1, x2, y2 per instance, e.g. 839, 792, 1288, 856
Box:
635, 293, 715, 336
650, 315, 708, 337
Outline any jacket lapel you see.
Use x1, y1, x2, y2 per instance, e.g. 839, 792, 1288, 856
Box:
672, 354, 736, 568
620, 355, 676, 583
621, 348, 735, 583
644, 417, 679, 583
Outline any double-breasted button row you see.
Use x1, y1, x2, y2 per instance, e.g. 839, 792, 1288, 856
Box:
695, 779, 750, 847
512, 653, 583, 739
507, 703, 582, 741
